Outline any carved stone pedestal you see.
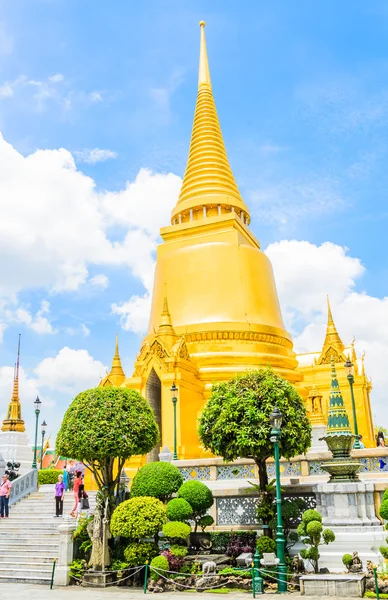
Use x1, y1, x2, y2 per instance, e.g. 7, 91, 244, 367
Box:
82, 571, 115, 587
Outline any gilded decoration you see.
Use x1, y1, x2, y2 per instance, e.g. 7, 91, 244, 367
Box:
184, 330, 291, 348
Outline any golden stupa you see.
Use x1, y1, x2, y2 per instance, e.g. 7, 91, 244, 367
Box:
100, 23, 374, 459
1, 334, 25, 433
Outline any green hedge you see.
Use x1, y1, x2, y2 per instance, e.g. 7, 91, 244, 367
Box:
38, 469, 63, 485
131, 462, 183, 501
150, 556, 169, 581
123, 542, 158, 566
110, 496, 166, 539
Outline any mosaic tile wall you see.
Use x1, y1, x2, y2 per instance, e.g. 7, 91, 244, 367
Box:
217, 496, 259, 526
179, 466, 211, 481
308, 456, 388, 475
267, 461, 302, 478
216, 464, 255, 480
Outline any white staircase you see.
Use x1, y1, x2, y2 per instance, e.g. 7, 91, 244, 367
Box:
0, 487, 95, 584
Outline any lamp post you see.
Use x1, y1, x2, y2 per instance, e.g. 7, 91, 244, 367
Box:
269, 406, 287, 594
170, 383, 178, 460
40, 420, 47, 470
344, 359, 361, 449
32, 396, 41, 469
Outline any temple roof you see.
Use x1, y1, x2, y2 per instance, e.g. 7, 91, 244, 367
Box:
318, 297, 346, 364
171, 22, 250, 222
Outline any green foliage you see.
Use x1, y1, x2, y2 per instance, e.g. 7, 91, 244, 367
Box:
298, 509, 335, 574
218, 567, 252, 579
131, 462, 183, 502
380, 500, 388, 520
383, 489, 388, 503
111, 559, 130, 572
123, 542, 159, 566
169, 545, 188, 557
110, 496, 166, 539
150, 555, 169, 581
162, 521, 191, 541
342, 553, 353, 568
56, 386, 158, 468
166, 498, 193, 522
198, 369, 312, 491
381, 546, 388, 559
198, 514, 215, 531
69, 559, 87, 581
302, 509, 322, 524
365, 594, 388, 599
38, 469, 63, 485
256, 535, 276, 555
72, 515, 93, 541
177, 480, 214, 531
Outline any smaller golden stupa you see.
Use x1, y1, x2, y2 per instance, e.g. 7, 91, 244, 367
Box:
1, 334, 25, 433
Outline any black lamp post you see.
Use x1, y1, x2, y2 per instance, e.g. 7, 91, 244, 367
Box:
40, 420, 47, 470
344, 359, 361, 449
170, 383, 178, 460
269, 406, 287, 594
32, 396, 41, 469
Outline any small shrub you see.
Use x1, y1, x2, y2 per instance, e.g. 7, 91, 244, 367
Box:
131, 462, 183, 501
302, 509, 322, 524
69, 559, 87, 582
381, 546, 388, 560
177, 480, 214, 532
226, 531, 257, 558
306, 520, 323, 538
380, 500, 388, 521
322, 529, 335, 544
298, 509, 335, 574
219, 567, 252, 579
161, 549, 185, 571
162, 521, 191, 542
111, 559, 130, 573
150, 555, 169, 580
166, 498, 193, 522
383, 489, 388, 503
123, 542, 159, 566
256, 535, 276, 555
72, 515, 93, 542
38, 469, 63, 485
110, 496, 166, 539
342, 553, 353, 569
198, 515, 214, 531
169, 545, 188, 557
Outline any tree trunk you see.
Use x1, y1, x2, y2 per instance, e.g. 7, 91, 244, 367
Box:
255, 457, 269, 491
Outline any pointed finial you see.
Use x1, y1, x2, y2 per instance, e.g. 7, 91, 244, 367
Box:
327, 295, 334, 325
11, 334, 21, 401
114, 333, 119, 358
199, 21, 211, 89
318, 297, 345, 364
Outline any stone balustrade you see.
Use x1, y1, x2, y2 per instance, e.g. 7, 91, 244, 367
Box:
9, 467, 38, 505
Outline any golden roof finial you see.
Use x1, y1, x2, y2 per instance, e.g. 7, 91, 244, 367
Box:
318, 296, 345, 364
171, 22, 250, 223
99, 333, 126, 387
2, 334, 25, 433
157, 289, 176, 342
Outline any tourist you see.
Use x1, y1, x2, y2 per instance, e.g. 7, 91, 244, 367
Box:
377, 432, 386, 470
358, 435, 365, 449
54, 474, 65, 518
62, 465, 69, 491
70, 470, 83, 518
0, 473, 12, 518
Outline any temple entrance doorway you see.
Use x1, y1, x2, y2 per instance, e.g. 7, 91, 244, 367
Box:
146, 368, 162, 462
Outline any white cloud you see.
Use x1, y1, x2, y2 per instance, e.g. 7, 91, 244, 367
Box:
4, 300, 55, 335
0, 323, 6, 342
48, 74, 64, 83
35, 347, 107, 394
265, 239, 388, 426
112, 293, 151, 335
89, 274, 109, 289
74, 148, 117, 164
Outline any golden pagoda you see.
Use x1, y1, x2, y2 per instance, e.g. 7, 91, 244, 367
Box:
100, 334, 126, 387
100, 23, 375, 460
2, 334, 25, 433
297, 299, 374, 447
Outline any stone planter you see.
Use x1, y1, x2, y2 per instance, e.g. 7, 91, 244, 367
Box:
300, 573, 366, 597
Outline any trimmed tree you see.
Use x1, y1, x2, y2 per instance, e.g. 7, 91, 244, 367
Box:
56, 386, 159, 569
297, 509, 335, 573
130, 462, 183, 502
177, 480, 214, 532
198, 368, 311, 492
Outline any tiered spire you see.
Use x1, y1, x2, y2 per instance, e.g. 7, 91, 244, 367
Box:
99, 334, 126, 387
326, 357, 352, 436
157, 294, 177, 348
171, 22, 250, 224
318, 297, 345, 364
1, 334, 25, 433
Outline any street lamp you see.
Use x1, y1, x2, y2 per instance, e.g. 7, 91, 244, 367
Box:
344, 359, 361, 449
170, 383, 178, 460
32, 396, 41, 469
269, 406, 287, 594
40, 420, 47, 470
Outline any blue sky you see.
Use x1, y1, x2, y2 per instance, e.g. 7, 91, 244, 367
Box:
0, 0, 387, 438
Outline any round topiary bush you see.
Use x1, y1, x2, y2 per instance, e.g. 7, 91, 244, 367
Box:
380, 499, 388, 520
130, 462, 183, 502
256, 535, 276, 555
302, 509, 322, 524
110, 496, 166, 539
342, 553, 353, 569
124, 542, 159, 566
322, 529, 335, 544
169, 545, 188, 557
162, 521, 191, 542
166, 498, 193, 522
306, 520, 323, 537
177, 480, 214, 513
38, 469, 63, 485
150, 555, 169, 581
198, 515, 214, 530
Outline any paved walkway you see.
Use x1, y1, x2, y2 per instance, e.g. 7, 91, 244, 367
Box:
0, 583, 351, 599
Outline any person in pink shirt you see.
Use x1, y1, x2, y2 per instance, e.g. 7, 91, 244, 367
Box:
0, 473, 12, 518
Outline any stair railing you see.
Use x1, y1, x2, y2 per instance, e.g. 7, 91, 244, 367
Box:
9, 468, 38, 505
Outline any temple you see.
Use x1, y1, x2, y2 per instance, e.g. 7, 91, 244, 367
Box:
0, 335, 33, 471
100, 22, 375, 461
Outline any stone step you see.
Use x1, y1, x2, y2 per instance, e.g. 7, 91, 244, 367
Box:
0, 567, 52, 578
0, 562, 55, 571
0, 575, 51, 584
0, 554, 58, 564
0, 542, 59, 551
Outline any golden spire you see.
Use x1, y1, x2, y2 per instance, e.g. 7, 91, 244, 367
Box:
99, 334, 126, 387
2, 334, 25, 433
318, 297, 345, 364
157, 292, 177, 347
171, 22, 250, 224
